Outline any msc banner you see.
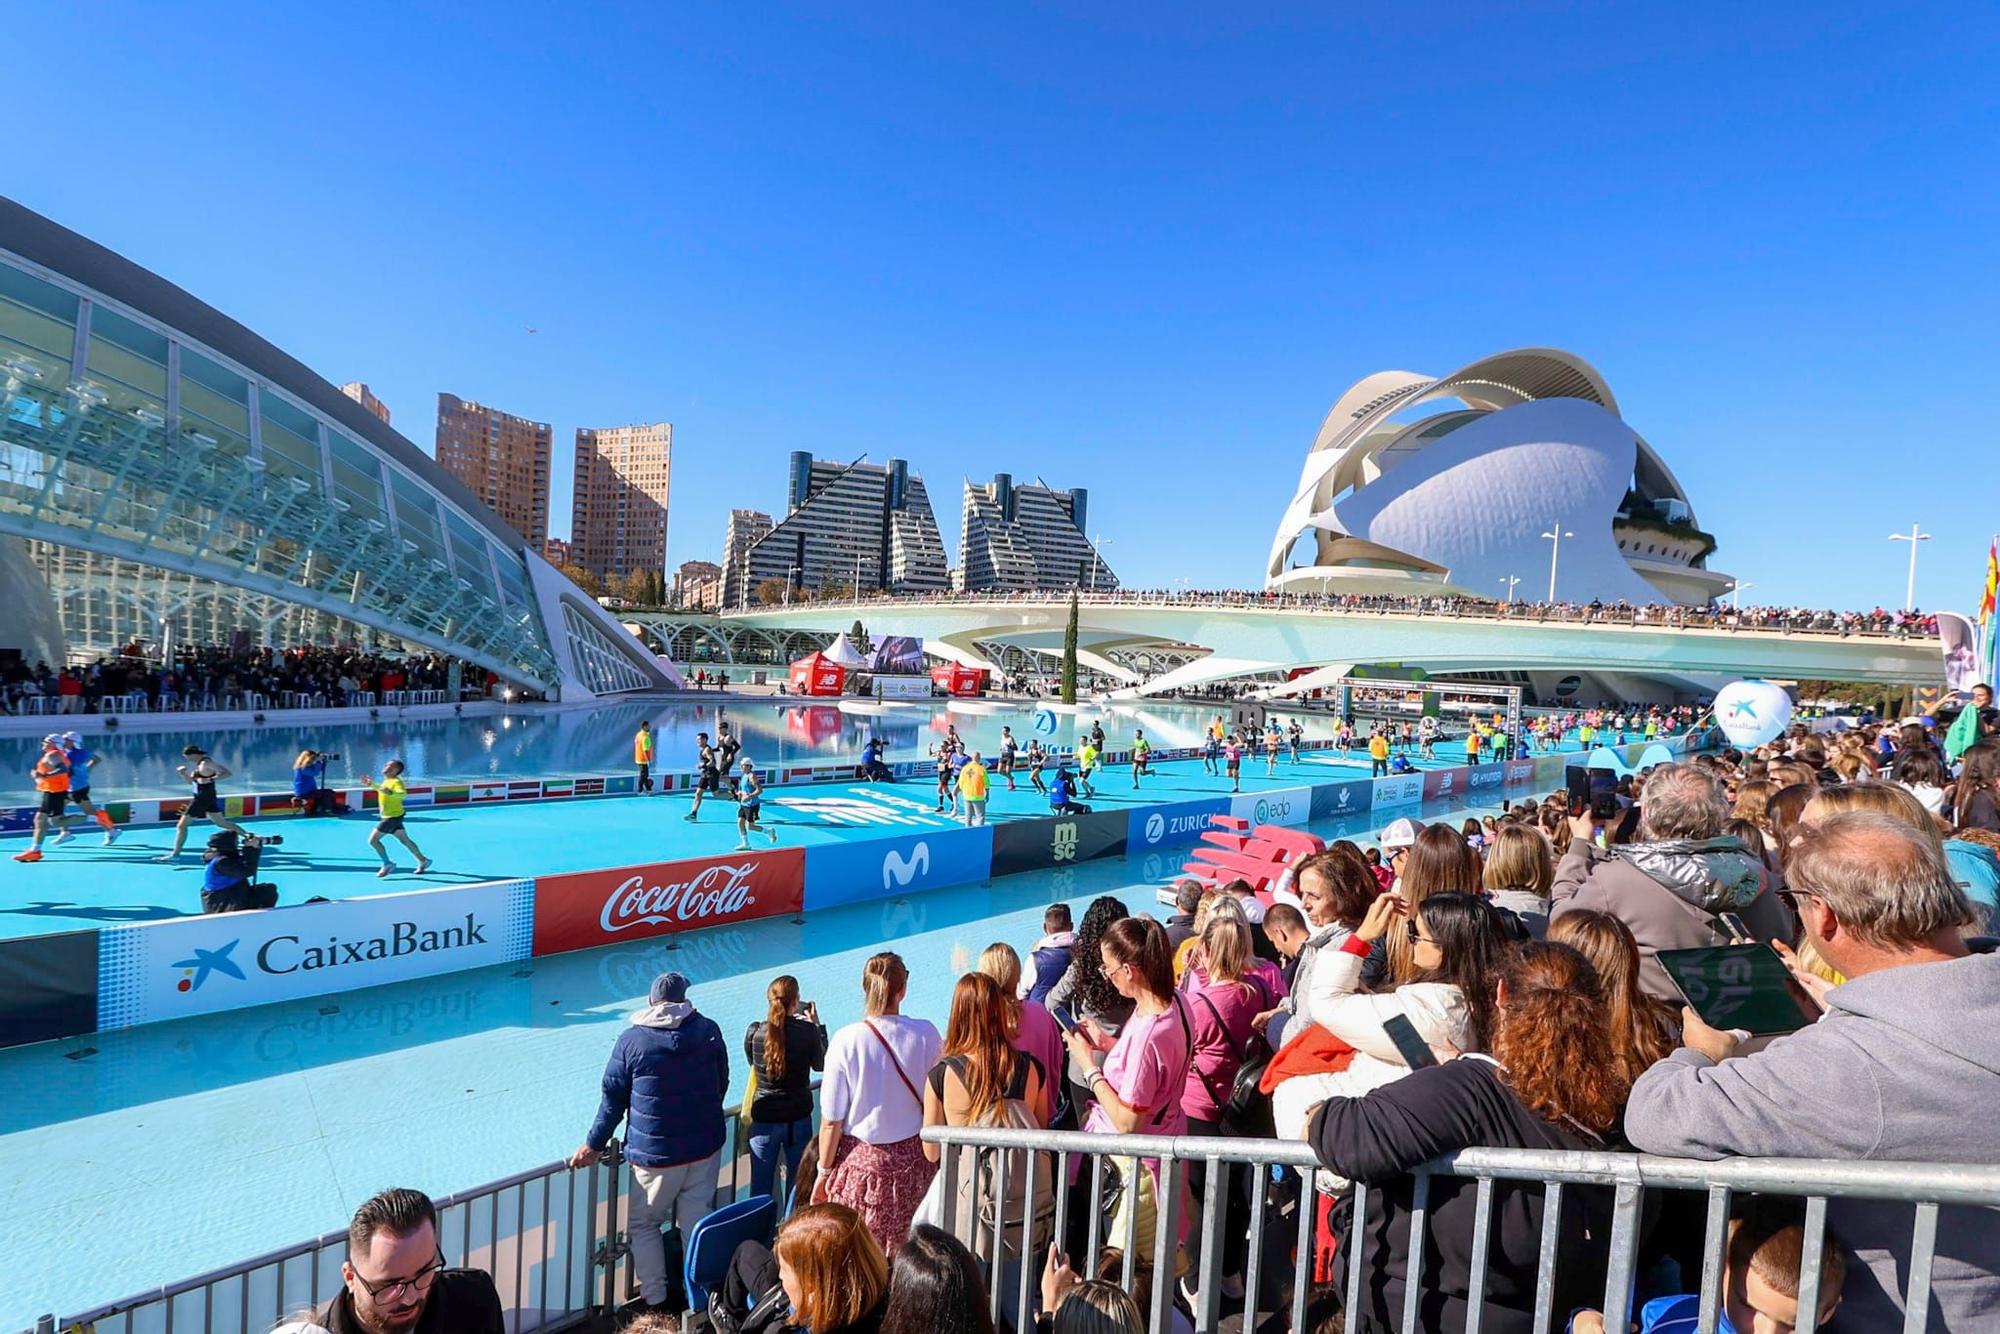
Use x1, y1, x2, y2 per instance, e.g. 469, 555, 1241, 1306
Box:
1128, 798, 1229, 854
0, 928, 100, 1049
98, 879, 532, 1029
1372, 773, 1424, 807
534, 848, 806, 956
1308, 779, 1374, 823
990, 810, 1128, 878
804, 826, 994, 911
1229, 786, 1312, 830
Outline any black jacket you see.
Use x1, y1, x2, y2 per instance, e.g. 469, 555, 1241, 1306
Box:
743, 1015, 829, 1125
319, 1268, 504, 1334
1308, 1058, 1616, 1334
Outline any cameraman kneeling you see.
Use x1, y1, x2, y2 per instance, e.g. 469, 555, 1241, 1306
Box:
202, 830, 279, 914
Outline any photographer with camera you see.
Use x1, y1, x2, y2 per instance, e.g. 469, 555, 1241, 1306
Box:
201, 828, 280, 914
293, 748, 340, 817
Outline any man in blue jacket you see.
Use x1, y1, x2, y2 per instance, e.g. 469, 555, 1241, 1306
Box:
570, 971, 729, 1313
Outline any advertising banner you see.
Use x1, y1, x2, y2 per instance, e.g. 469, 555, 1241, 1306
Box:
1503, 759, 1538, 788
1422, 766, 1471, 801
98, 879, 531, 1029
1372, 773, 1424, 807
990, 810, 1128, 878
534, 849, 805, 956
0, 928, 100, 1049
1308, 779, 1374, 823
1532, 754, 1570, 787
1229, 786, 1312, 830
1128, 798, 1229, 854
1467, 763, 1506, 793
804, 826, 994, 911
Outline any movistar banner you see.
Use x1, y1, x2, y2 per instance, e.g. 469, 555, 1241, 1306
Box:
98, 879, 531, 1028
803, 826, 994, 911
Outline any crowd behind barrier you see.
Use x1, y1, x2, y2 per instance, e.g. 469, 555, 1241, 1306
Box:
28, 698, 2000, 1334
0, 645, 504, 717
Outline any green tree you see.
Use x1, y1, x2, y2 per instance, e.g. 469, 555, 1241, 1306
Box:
560, 564, 604, 598
754, 577, 790, 606
1060, 592, 1079, 704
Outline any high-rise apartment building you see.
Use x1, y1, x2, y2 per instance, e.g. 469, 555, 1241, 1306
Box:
542, 536, 573, 568
570, 422, 672, 579
721, 508, 774, 606
675, 559, 723, 610
434, 393, 552, 548
738, 453, 949, 601
339, 381, 391, 426
959, 473, 1115, 592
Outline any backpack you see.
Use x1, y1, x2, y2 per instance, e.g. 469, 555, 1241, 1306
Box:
1191, 984, 1275, 1137
916, 1054, 1057, 1261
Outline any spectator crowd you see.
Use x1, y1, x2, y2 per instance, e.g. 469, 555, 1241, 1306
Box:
1, 644, 499, 715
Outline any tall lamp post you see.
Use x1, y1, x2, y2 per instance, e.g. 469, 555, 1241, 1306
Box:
1540, 520, 1575, 603
1088, 535, 1115, 592
1499, 575, 1520, 604
785, 563, 800, 607
1727, 580, 1754, 611
1889, 524, 1930, 612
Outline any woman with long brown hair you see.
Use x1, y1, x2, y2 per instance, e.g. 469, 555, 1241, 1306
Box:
775, 1203, 891, 1334
814, 952, 943, 1250
744, 973, 828, 1203
1307, 942, 1629, 1334
1547, 910, 1678, 1086
1386, 823, 1484, 982
921, 972, 1051, 1158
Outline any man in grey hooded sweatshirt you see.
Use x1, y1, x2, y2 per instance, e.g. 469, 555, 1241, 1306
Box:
1626, 812, 2000, 1333
1551, 762, 1790, 1000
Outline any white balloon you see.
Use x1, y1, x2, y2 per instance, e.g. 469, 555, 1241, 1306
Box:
1714, 679, 1793, 749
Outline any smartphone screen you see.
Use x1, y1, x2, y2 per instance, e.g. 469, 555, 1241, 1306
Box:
1051, 1007, 1079, 1035
1381, 1012, 1438, 1069
1715, 912, 1752, 942
1564, 767, 1593, 817
1657, 943, 1820, 1036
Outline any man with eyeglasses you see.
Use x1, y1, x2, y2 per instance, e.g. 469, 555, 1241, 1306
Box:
319, 1188, 502, 1334
1625, 812, 2000, 1333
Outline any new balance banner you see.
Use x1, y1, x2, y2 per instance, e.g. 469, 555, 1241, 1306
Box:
1229, 786, 1312, 830
1423, 766, 1471, 801
804, 827, 994, 911
1372, 773, 1424, 807
1308, 780, 1374, 823
533, 848, 805, 956
1128, 798, 1229, 853
0, 928, 100, 1049
990, 810, 1128, 878
98, 879, 531, 1029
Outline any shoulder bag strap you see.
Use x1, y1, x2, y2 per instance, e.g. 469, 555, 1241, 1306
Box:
863, 1020, 925, 1110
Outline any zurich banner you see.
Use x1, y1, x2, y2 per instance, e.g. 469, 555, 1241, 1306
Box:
97, 879, 531, 1029
1127, 798, 1228, 853
804, 826, 995, 911
1228, 785, 1312, 830
1372, 773, 1424, 807
1308, 779, 1374, 823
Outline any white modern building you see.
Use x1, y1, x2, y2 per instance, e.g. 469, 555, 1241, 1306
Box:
1267, 348, 1733, 606
720, 507, 773, 607
738, 453, 949, 600
958, 473, 1115, 593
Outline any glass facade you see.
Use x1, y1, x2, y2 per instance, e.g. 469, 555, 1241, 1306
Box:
0, 252, 562, 687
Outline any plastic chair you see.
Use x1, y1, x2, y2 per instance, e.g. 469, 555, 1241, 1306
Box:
680, 1193, 776, 1332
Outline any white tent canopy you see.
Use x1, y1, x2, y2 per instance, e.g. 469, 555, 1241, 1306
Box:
819, 635, 868, 668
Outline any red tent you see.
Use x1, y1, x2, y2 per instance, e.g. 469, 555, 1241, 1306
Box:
930, 662, 988, 697
789, 652, 846, 697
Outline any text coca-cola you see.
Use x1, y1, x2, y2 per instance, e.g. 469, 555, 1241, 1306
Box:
532, 848, 805, 956
600, 862, 758, 932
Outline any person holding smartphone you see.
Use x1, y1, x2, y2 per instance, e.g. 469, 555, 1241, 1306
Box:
743, 974, 828, 1204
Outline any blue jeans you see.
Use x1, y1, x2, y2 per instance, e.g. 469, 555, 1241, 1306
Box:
747, 1115, 814, 1204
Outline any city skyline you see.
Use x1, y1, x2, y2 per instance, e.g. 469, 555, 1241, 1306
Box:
15, 6, 1995, 612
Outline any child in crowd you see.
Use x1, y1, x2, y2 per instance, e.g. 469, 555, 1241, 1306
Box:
1569, 1204, 1846, 1334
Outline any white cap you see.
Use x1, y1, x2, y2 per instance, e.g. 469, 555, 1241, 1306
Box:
42, 733, 62, 747
1378, 817, 1423, 850
62, 731, 80, 745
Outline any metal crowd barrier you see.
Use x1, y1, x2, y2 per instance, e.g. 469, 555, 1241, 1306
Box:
921, 1124, 2000, 1334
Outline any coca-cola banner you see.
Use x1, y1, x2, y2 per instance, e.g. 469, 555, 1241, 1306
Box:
532, 848, 806, 956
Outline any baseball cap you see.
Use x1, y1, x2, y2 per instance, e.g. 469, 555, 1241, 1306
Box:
650, 971, 691, 1005
62, 731, 80, 745
1379, 817, 1423, 851
42, 733, 62, 748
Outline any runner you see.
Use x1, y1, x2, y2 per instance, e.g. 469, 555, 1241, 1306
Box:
62, 731, 118, 844
154, 744, 248, 861
685, 732, 723, 821
358, 759, 432, 878
633, 720, 656, 794
1130, 728, 1151, 787
1076, 734, 1100, 798
1287, 719, 1304, 763
12, 735, 74, 863
932, 741, 954, 813
1088, 720, 1106, 753
997, 725, 1018, 792
1202, 719, 1221, 775
1224, 732, 1243, 793
1418, 713, 1439, 761
1337, 717, 1355, 755
1397, 719, 1415, 755
715, 720, 742, 796
1264, 721, 1283, 775
1026, 738, 1049, 794
735, 760, 780, 850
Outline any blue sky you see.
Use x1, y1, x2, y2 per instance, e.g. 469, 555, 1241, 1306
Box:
7, 2, 1996, 609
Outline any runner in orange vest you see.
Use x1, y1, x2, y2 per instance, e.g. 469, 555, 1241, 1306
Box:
13, 734, 74, 863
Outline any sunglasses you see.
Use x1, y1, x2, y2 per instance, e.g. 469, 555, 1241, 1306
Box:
1404, 919, 1431, 945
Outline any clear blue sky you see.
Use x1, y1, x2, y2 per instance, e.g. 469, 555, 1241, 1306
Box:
7, 3, 1996, 609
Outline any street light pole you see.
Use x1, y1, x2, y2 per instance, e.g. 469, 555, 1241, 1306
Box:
785, 563, 800, 607
1499, 575, 1519, 604
1889, 524, 1931, 612
1089, 534, 1114, 592
1540, 519, 1575, 603
1728, 580, 1754, 611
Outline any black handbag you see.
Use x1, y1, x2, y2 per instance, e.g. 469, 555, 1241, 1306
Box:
1192, 989, 1275, 1137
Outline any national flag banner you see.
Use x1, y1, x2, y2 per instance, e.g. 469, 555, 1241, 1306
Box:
1980, 538, 1998, 623
433, 785, 470, 805
402, 784, 436, 807
509, 781, 542, 799
542, 780, 575, 798
575, 777, 605, 796
604, 775, 636, 794
470, 782, 508, 802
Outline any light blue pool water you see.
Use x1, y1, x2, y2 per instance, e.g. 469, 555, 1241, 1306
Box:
0, 697, 1555, 804
0, 786, 1512, 1329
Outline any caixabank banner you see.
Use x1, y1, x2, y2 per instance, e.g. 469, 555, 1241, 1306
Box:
804, 827, 994, 911
990, 810, 1128, 878
533, 848, 805, 955
1127, 798, 1229, 854
98, 879, 532, 1029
